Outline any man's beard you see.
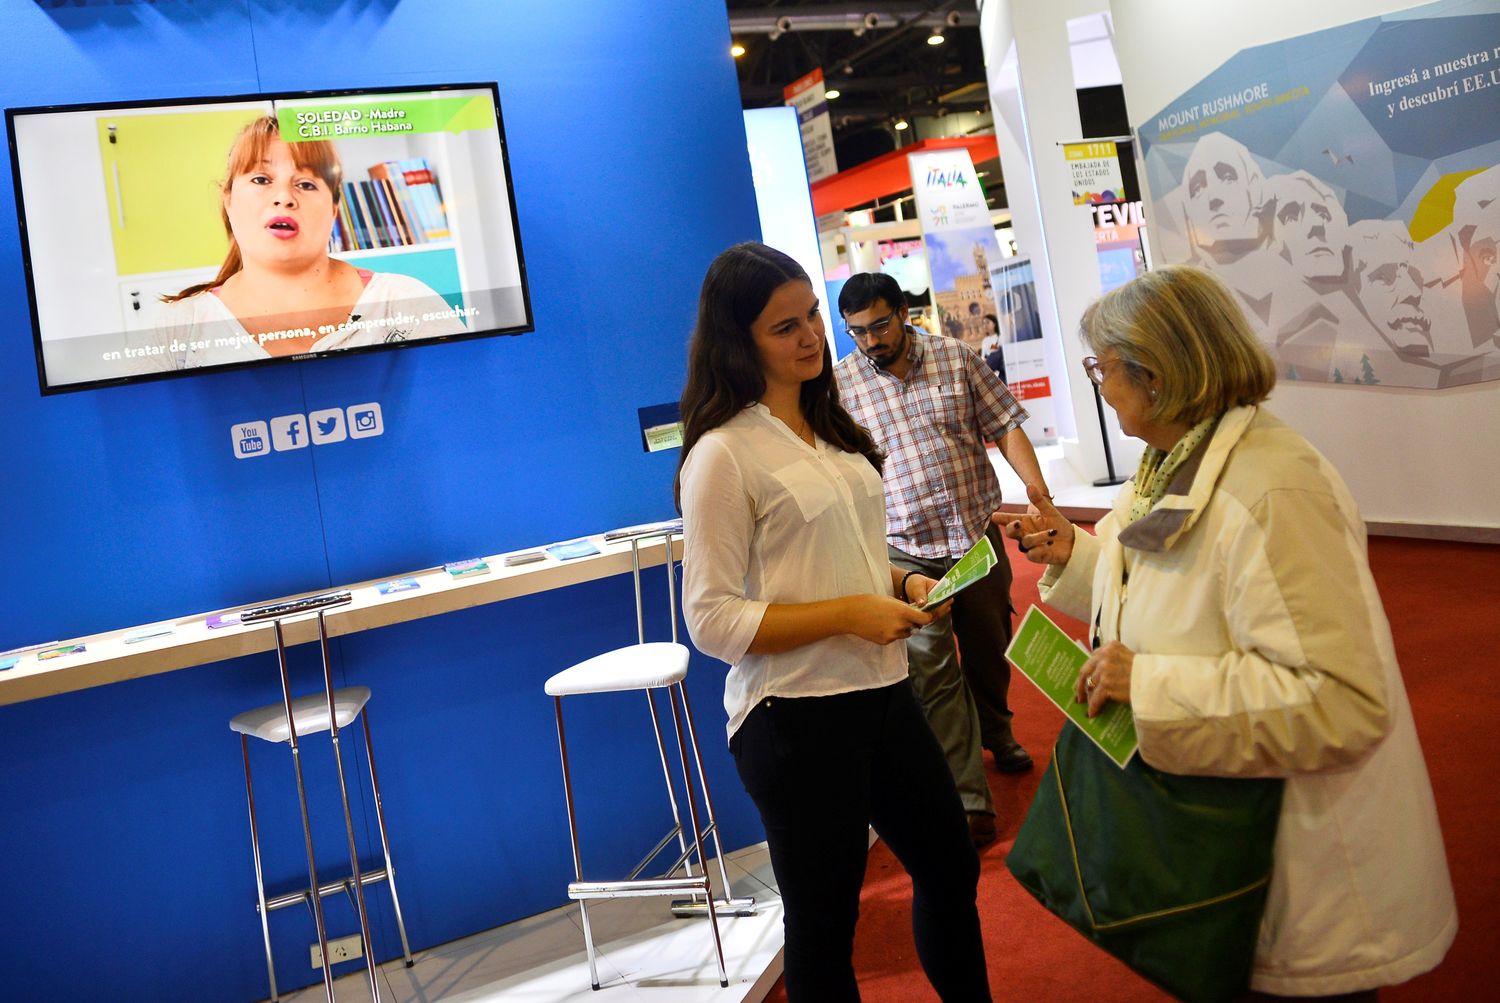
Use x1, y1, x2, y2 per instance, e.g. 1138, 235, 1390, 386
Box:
863, 332, 905, 369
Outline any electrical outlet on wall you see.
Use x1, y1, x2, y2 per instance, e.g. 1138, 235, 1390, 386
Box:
310, 934, 364, 968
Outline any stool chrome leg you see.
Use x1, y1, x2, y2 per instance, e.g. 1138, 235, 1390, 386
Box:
318, 614, 382, 1002
635, 537, 694, 881
272, 620, 336, 1002
242, 735, 279, 1003
644, 689, 692, 879
668, 683, 728, 988
678, 685, 756, 914
554, 696, 602, 991
361, 708, 414, 966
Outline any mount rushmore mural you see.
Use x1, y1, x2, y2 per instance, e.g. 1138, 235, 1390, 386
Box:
1137, 0, 1500, 389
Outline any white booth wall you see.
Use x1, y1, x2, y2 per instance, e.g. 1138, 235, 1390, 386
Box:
986, 0, 1500, 534
1112, 0, 1500, 534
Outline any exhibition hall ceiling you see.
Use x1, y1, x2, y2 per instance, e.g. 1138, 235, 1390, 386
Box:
726, 1, 990, 174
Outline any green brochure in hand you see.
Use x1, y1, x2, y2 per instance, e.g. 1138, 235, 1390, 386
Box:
918, 534, 997, 610
1006, 605, 1138, 768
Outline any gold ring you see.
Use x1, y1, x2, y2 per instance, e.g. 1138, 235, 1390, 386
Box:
1087, 677, 1098, 689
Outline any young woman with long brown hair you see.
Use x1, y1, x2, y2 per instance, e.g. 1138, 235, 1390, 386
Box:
676, 242, 991, 1001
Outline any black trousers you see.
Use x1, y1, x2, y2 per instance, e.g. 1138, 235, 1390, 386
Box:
730, 680, 991, 1002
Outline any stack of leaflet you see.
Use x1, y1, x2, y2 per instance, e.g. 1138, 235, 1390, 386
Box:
330, 159, 452, 252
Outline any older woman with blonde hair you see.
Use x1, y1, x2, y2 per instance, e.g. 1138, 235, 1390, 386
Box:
1003, 264, 1455, 1002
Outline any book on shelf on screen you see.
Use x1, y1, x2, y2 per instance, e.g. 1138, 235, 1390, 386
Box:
329, 158, 452, 252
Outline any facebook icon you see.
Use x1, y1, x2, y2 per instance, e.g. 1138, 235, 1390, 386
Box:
270, 414, 309, 452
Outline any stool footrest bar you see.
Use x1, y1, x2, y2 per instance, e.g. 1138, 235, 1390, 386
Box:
670, 896, 758, 918
568, 876, 710, 900
260, 868, 391, 913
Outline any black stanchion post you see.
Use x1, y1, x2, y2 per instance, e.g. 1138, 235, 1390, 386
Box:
1092, 383, 1128, 488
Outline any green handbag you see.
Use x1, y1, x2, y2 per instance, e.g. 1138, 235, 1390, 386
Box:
1007, 724, 1284, 1003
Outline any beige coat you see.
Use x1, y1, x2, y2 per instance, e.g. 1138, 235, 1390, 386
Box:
1040, 405, 1456, 996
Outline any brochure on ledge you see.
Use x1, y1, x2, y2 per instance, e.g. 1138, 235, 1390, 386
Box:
1005, 605, 1138, 768
918, 534, 997, 610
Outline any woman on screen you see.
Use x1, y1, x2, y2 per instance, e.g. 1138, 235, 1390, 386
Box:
149, 115, 464, 367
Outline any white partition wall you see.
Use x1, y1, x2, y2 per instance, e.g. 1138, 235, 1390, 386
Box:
981, 0, 1145, 484
745, 107, 832, 335
1110, 0, 1500, 534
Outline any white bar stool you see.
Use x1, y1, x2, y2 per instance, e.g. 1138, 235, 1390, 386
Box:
230, 592, 413, 1002
544, 529, 754, 991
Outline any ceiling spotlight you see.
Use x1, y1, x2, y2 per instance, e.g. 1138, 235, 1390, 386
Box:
825, 88, 841, 100
730, 43, 746, 58
894, 118, 910, 131
927, 28, 946, 45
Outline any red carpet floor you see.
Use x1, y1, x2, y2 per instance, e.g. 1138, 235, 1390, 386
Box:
764, 533, 1499, 1001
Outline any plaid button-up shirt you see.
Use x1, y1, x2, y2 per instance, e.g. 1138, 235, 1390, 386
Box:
834, 329, 1028, 559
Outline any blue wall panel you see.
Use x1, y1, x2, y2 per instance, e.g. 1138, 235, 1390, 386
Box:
0, 2, 762, 1000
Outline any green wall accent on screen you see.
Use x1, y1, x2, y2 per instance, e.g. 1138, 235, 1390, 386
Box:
97, 108, 265, 276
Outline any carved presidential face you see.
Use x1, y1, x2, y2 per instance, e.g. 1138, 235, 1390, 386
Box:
1275, 185, 1349, 282
1184, 136, 1261, 247
1454, 166, 1500, 320
1357, 256, 1430, 353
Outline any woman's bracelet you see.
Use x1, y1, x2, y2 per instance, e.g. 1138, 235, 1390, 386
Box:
899, 569, 920, 602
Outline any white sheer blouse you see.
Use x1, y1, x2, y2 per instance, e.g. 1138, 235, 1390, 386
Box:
679, 403, 908, 738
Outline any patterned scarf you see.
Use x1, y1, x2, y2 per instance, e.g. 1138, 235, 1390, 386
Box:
1126, 416, 1218, 526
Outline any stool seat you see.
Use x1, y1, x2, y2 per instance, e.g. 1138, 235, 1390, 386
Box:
544, 642, 688, 697
230, 686, 371, 743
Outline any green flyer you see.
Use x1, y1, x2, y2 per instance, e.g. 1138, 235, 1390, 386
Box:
919, 534, 996, 610
1005, 605, 1138, 767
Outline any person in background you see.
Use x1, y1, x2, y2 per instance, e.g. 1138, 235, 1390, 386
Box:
836, 271, 1050, 848
979, 313, 1008, 383
676, 242, 991, 1002
1006, 264, 1455, 1000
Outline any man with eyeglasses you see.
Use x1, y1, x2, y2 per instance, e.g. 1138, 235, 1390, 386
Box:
834, 272, 1050, 848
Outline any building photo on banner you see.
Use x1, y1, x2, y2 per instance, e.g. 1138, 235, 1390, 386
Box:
907, 145, 1059, 444
1138, 0, 1500, 389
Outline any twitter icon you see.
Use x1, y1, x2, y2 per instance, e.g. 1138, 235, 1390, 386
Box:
309, 407, 347, 445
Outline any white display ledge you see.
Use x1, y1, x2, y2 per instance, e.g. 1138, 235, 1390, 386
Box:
0, 534, 681, 708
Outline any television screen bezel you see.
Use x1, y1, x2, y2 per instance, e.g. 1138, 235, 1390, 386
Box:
6, 81, 533, 396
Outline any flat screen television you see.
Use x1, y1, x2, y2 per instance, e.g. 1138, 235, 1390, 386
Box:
7, 82, 531, 394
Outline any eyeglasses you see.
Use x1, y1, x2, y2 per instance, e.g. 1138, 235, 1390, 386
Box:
846, 309, 901, 341
1081, 355, 1125, 386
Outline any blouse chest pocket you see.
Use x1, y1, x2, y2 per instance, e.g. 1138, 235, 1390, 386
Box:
768, 458, 839, 523
830, 451, 883, 500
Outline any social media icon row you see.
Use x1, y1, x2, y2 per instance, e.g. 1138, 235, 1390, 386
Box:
232, 402, 384, 459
